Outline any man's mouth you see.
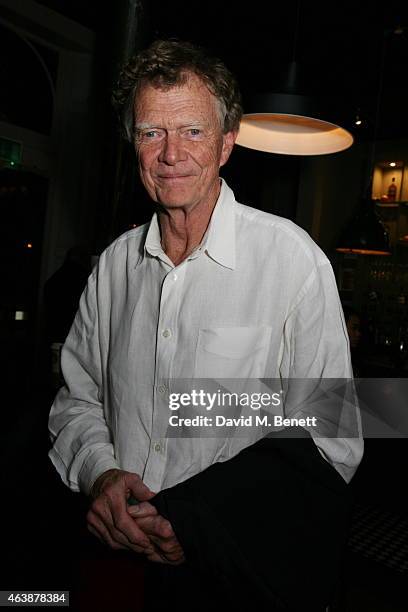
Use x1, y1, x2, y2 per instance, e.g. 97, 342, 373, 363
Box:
156, 174, 193, 180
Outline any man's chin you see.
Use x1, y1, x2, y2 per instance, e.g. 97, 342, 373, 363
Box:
155, 188, 196, 209
159, 200, 192, 209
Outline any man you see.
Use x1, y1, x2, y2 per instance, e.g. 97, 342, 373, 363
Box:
49, 40, 363, 610
344, 306, 362, 350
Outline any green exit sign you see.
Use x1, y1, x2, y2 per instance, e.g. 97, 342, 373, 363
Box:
0, 137, 22, 165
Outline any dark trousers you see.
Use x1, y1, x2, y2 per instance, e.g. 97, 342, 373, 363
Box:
146, 434, 352, 611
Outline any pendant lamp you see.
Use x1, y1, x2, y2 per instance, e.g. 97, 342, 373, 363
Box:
236, 3, 354, 156
236, 63, 353, 155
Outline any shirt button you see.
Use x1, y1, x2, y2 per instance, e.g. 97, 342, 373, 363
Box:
162, 329, 171, 338
158, 385, 166, 394
173, 273, 178, 281
154, 443, 161, 452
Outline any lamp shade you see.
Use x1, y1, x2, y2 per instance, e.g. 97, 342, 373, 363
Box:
336, 200, 391, 256
236, 112, 354, 155
236, 63, 354, 156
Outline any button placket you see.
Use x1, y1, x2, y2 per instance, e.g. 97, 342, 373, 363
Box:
155, 265, 187, 386
147, 265, 187, 488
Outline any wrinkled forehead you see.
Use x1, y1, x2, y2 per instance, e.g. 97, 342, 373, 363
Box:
134, 73, 224, 126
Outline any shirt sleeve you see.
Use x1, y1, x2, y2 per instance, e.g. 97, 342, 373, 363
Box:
280, 260, 364, 483
48, 272, 120, 495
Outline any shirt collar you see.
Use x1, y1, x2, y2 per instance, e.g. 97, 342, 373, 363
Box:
144, 178, 236, 270
145, 212, 163, 257
203, 178, 235, 269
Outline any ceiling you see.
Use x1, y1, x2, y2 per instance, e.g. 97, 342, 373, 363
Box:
33, 0, 408, 140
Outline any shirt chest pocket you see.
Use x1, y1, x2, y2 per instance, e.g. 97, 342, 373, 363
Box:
194, 326, 272, 378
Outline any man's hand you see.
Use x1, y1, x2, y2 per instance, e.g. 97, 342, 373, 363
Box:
87, 469, 156, 554
128, 502, 185, 565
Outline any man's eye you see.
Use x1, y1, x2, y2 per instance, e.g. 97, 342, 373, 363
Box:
137, 130, 164, 143
145, 131, 158, 138
183, 128, 203, 139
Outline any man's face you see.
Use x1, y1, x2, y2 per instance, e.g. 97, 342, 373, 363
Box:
133, 74, 236, 210
346, 314, 361, 348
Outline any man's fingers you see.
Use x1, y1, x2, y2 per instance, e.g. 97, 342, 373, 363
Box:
98, 472, 155, 546
87, 469, 160, 553
160, 550, 186, 564
110, 498, 151, 546
127, 501, 158, 519
146, 549, 186, 565
91, 469, 154, 502
88, 469, 181, 559
125, 473, 156, 502
131, 512, 185, 561
89, 496, 153, 551
86, 515, 128, 551
87, 468, 183, 566
133, 514, 185, 559
134, 515, 174, 538
146, 550, 168, 564
149, 534, 184, 558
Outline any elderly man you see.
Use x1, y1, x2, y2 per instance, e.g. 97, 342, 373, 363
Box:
49, 40, 363, 611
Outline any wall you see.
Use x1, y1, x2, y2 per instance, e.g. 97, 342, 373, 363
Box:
0, 0, 98, 284
296, 137, 408, 255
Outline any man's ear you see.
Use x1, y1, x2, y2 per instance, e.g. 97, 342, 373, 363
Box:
220, 130, 238, 167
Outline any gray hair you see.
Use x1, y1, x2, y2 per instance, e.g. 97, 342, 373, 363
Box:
112, 39, 243, 142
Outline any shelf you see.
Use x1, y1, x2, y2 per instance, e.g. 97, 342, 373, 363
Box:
372, 161, 407, 203
375, 202, 399, 209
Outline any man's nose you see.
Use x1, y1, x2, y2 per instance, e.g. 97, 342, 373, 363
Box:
158, 133, 186, 165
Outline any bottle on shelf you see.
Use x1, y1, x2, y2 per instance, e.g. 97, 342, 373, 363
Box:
387, 177, 397, 202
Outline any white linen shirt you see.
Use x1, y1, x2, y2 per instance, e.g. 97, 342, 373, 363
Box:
49, 179, 363, 495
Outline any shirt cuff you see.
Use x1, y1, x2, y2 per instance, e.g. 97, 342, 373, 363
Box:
77, 446, 121, 496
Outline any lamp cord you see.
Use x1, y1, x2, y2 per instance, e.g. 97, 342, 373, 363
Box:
367, 27, 406, 195
367, 29, 389, 196
292, 0, 301, 62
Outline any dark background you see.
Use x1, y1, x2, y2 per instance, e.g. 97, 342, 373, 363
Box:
1, 1, 408, 610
